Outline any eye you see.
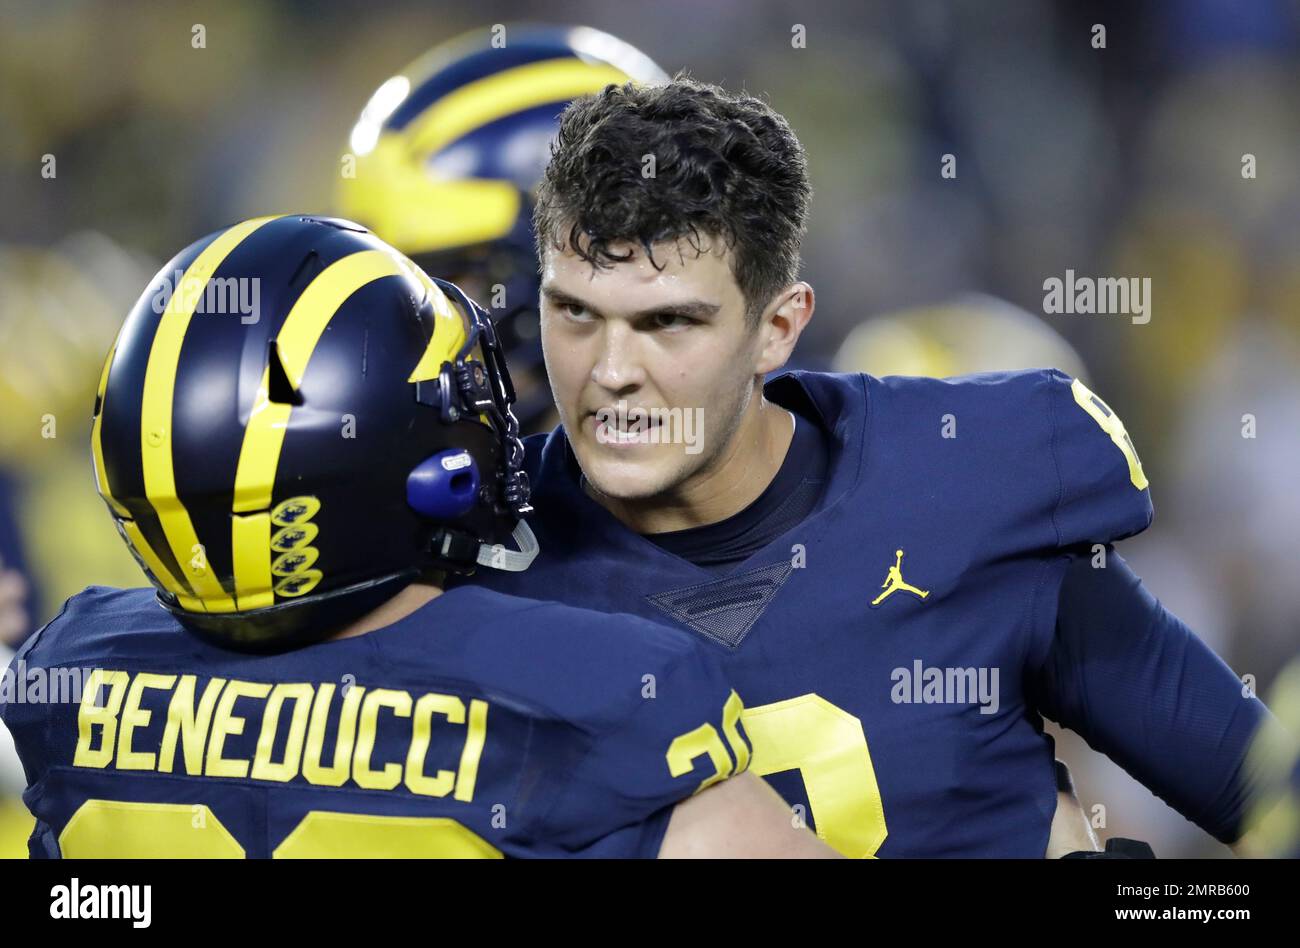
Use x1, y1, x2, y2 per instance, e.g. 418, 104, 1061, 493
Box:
651, 312, 694, 331
562, 301, 590, 320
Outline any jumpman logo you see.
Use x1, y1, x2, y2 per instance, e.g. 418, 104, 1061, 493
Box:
870, 549, 930, 607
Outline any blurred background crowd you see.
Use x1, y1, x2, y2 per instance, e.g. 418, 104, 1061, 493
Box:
0, 0, 1297, 857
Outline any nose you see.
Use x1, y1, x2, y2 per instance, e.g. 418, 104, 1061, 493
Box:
590, 321, 645, 394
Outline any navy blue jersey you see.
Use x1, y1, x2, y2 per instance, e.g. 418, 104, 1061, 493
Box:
467, 368, 1160, 857
0, 585, 747, 858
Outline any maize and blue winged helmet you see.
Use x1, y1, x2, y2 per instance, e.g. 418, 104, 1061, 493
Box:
92, 215, 535, 653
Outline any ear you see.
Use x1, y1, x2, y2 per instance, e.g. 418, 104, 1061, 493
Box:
755, 282, 814, 375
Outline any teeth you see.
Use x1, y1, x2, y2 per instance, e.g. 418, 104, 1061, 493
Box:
596, 419, 650, 443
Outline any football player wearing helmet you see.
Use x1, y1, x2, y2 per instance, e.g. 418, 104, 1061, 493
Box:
464, 78, 1279, 857
336, 24, 667, 435
0, 215, 835, 858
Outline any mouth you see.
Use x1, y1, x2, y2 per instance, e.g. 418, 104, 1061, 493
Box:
585, 408, 663, 448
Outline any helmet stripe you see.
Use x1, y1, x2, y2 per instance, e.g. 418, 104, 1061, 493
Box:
93, 340, 187, 600
140, 215, 280, 613
229, 248, 410, 610
120, 521, 200, 611
407, 269, 469, 383
230, 511, 274, 612
405, 59, 633, 160
386, 38, 578, 131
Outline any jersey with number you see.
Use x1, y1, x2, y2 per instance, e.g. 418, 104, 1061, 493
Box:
0, 584, 747, 858
466, 368, 1153, 857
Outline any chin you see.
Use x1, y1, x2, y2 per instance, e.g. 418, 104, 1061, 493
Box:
576, 448, 684, 502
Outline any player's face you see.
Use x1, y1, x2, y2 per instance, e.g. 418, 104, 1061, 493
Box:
540, 238, 764, 501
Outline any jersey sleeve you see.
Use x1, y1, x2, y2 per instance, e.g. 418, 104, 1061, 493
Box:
529, 626, 749, 858
1030, 547, 1270, 844
1045, 370, 1154, 548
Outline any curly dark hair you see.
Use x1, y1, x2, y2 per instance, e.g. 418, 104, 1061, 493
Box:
534, 76, 811, 326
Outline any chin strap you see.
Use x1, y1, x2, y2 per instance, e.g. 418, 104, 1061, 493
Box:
476, 519, 540, 572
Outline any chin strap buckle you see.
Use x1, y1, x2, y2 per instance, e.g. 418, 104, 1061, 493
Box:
430, 520, 540, 574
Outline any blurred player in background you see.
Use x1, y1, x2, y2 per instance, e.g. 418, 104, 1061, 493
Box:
337, 23, 666, 435
0, 216, 836, 858
832, 294, 1088, 381
0, 240, 152, 646
0, 239, 149, 855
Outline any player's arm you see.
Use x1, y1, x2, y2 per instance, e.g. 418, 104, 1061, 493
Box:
537, 619, 842, 858
1033, 374, 1273, 850
1030, 547, 1271, 848
1046, 760, 1101, 858
659, 770, 841, 858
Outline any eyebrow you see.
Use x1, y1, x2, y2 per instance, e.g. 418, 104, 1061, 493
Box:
541, 285, 721, 322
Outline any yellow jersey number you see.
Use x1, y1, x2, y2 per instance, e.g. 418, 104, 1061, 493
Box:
1071, 378, 1148, 490
58, 800, 502, 858
742, 694, 887, 857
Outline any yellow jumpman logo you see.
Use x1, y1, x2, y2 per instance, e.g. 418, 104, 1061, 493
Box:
871, 549, 930, 606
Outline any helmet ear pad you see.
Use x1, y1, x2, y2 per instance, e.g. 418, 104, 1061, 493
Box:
407, 448, 481, 519
402, 411, 519, 569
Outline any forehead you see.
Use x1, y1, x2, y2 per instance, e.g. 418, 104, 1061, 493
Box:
540, 236, 741, 305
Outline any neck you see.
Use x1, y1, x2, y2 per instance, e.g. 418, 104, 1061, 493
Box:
592, 391, 795, 535
327, 580, 443, 642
